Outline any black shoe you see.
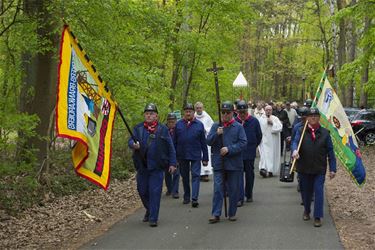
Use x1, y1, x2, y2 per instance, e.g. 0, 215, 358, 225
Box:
268, 172, 273, 177
142, 211, 149, 222
208, 216, 220, 224
149, 221, 158, 227
192, 200, 199, 208
314, 218, 322, 227
183, 200, 190, 204
246, 198, 253, 203
172, 193, 179, 199
237, 201, 243, 207
260, 169, 267, 178
165, 191, 171, 196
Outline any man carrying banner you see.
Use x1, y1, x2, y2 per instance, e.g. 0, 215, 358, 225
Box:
207, 101, 247, 223
128, 103, 177, 227
292, 107, 336, 227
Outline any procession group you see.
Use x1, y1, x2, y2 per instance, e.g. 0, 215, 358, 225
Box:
128, 99, 337, 228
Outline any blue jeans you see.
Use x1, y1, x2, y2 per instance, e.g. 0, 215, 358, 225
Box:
212, 170, 241, 217
239, 159, 255, 201
299, 173, 325, 218
179, 160, 201, 201
136, 168, 164, 222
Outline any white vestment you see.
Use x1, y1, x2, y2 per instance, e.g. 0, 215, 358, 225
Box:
195, 111, 214, 175
258, 114, 283, 174
254, 108, 265, 119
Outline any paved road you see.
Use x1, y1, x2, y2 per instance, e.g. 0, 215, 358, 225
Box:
82, 158, 342, 250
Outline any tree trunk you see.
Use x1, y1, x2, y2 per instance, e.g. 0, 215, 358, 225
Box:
359, 16, 371, 107
347, 0, 357, 107
19, 0, 58, 165
337, 0, 347, 106
328, 0, 339, 90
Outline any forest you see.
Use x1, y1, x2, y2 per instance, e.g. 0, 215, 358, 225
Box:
0, 0, 374, 214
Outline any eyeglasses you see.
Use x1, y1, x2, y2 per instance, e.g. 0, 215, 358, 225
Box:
221, 111, 231, 115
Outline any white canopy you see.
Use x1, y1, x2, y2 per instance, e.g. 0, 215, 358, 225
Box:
232, 72, 248, 87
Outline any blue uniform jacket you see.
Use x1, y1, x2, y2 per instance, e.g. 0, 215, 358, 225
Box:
235, 116, 262, 160
174, 119, 209, 161
128, 123, 177, 170
291, 121, 303, 142
206, 122, 247, 171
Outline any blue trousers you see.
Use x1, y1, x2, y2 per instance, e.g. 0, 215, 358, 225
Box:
136, 168, 164, 223
239, 159, 255, 201
164, 167, 180, 195
212, 170, 241, 217
299, 173, 325, 218
179, 160, 201, 201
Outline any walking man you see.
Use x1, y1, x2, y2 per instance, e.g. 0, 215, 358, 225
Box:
235, 100, 262, 206
164, 112, 180, 199
292, 107, 336, 227
128, 103, 177, 227
175, 103, 208, 207
207, 101, 247, 223
194, 101, 214, 182
258, 105, 283, 177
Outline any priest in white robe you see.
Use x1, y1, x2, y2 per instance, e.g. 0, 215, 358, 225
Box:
258, 105, 283, 177
194, 102, 214, 181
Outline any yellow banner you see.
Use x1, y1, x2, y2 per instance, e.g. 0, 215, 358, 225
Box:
56, 26, 116, 190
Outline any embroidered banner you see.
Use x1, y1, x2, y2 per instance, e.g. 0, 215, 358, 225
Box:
56, 25, 116, 190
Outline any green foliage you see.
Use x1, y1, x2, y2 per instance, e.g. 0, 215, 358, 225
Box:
0, 0, 373, 215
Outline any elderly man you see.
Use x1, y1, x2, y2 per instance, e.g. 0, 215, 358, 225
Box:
235, 100, 262, 206
164, 112, 180, 199
128, 103, 177, 227
174, 103, 208, 207
207, 101, 247, 223
258, 105, 283, 177
292, 107, 336, 227
194, 102, 214, 182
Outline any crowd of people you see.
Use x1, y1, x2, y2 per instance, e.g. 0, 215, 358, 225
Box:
128, 98, 336, 228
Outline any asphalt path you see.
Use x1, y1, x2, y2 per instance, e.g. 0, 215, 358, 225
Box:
82, 157, 342, 250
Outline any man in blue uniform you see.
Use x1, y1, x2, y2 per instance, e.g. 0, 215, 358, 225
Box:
174, 103, 208, 207
164, 112, 180, 199
292, 107, 336, 227
235, 100, 262, 206
207, 101, 247, 223
128, 103, 177, 227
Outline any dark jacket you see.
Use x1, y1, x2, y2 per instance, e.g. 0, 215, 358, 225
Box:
128, 123, 177, 170
235, 116, 262, 160
174, 119, 208, 161
292, 125, 336, 174
206, 121, 247, 171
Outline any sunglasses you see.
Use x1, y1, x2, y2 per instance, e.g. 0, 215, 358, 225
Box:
221, 111, 231, 115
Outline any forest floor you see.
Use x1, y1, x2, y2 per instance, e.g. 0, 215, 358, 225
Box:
326, 146, 375, 249
0, 147, 374, 249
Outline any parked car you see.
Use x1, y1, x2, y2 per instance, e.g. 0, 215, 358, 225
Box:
344, 107, 360, 121
350, 109, 375, 145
